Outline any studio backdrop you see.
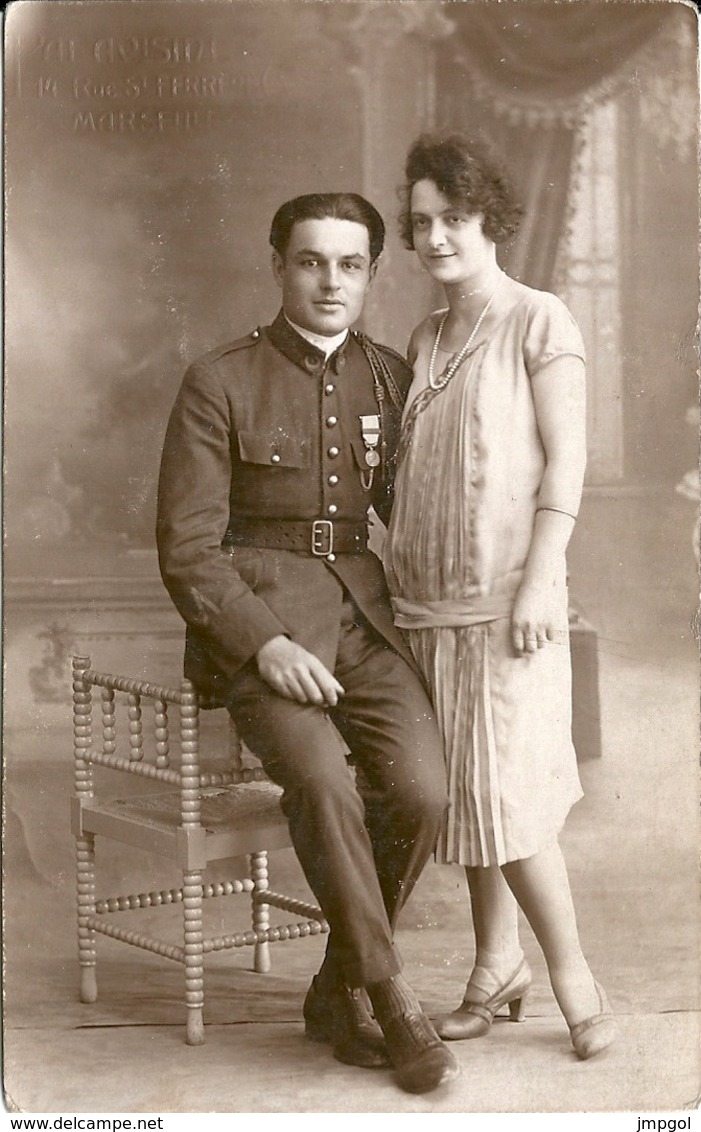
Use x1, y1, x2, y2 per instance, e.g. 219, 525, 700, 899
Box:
4, 0, 698, 714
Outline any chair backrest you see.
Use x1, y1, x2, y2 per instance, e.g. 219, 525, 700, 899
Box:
71, 655, 267, 812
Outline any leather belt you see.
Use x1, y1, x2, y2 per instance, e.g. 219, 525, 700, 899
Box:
225, 517, 368, 557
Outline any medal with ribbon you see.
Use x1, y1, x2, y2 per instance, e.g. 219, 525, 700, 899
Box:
359, 414, 381, 490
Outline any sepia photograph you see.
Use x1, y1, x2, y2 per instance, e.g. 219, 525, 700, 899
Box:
2, 0, 700, 1119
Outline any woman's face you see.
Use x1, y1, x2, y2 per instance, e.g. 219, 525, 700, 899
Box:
410, 179, 492, 284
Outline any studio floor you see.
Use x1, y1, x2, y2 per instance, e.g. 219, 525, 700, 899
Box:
2, 490, 700, 1115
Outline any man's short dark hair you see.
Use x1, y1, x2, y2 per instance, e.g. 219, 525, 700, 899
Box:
270, 193, 385, 263
398, 132, 523, 248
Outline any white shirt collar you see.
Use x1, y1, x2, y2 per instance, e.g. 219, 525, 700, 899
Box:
285, 316, 349, 359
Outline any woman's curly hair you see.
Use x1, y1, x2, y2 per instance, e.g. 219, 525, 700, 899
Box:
399, 132, 523, 248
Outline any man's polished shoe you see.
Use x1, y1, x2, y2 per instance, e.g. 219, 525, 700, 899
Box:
303, 975, 390, 1068
381, 1012, 461, 1094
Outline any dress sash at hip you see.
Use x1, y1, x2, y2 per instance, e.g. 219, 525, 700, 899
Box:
391, 593, 515, 629
390, 568, 524, 629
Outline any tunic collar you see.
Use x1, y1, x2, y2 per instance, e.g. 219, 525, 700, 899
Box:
284, 316, 349, 358
268, 310, 350, 375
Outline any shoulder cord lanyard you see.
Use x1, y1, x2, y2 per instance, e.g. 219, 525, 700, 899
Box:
355, 333, 404, 493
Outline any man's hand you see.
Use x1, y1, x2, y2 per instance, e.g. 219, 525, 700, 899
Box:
256, 635, 345, 707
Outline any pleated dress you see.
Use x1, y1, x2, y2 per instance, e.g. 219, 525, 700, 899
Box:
383, 279, 585, 867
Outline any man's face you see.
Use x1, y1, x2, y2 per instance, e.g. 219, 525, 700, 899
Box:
273, 217, 376, 337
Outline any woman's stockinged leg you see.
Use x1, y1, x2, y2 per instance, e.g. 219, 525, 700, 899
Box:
438, 842, 615, 1054
434, 867, 530, 1039
465, 865, 524, 994
501, 840, 601, 1027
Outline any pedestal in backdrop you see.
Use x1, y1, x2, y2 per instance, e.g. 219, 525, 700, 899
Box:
570, 615, 602, 761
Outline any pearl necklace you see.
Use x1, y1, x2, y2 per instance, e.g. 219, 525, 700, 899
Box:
427, 278, 501, 391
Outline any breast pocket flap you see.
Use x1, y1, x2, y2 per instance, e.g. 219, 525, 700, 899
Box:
237, 431, 310, 468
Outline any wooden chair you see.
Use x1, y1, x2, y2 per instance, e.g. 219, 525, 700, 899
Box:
70, 654, 328, 1045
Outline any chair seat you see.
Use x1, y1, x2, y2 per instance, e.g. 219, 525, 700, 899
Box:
77, 780, 293, 861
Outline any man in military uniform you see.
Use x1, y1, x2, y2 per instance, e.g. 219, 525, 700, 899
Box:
156, 193, 458, 1095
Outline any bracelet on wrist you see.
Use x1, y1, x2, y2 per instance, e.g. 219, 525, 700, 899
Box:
535, 506, 577, 521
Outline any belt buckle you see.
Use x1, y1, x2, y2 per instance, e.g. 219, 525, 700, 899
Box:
311, 519, 334, 557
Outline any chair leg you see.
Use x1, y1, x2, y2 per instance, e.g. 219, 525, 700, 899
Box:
183, 871, 205, 1045
251, 850, 272, 973
76, 833, 98, 1003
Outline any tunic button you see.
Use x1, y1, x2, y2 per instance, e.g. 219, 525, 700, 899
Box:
328, 475, 339, 485
326, 416, 338, 427
328, 446, 340, 458
271, 453, 281, 464
326, 553, 336, 562
325, 384, 335, 395
335, 354, 347, 371
328, 504, 338, 515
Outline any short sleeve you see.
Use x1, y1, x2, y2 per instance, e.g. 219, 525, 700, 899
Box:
523, 292, 586, 377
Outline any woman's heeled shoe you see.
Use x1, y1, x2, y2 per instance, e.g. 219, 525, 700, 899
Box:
434, 959, 532, 1041
568, 982, 616, 1060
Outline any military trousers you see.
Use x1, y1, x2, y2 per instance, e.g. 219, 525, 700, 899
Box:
226, 595, 448, 988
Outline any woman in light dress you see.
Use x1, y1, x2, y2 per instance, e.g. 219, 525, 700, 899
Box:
383, 132, 615, 1058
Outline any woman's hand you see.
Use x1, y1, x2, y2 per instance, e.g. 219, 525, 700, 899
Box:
511, 575, 566, 655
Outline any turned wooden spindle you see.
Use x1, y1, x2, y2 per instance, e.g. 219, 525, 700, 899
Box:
73, 655, 97, 1004
128, 693, 143, 762
101, 688, 116, 757
180, 680, 205, 1045
154, 698, 170, 769
251, 851, 272, 973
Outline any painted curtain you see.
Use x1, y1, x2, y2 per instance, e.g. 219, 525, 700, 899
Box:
435, 0, 673, 287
